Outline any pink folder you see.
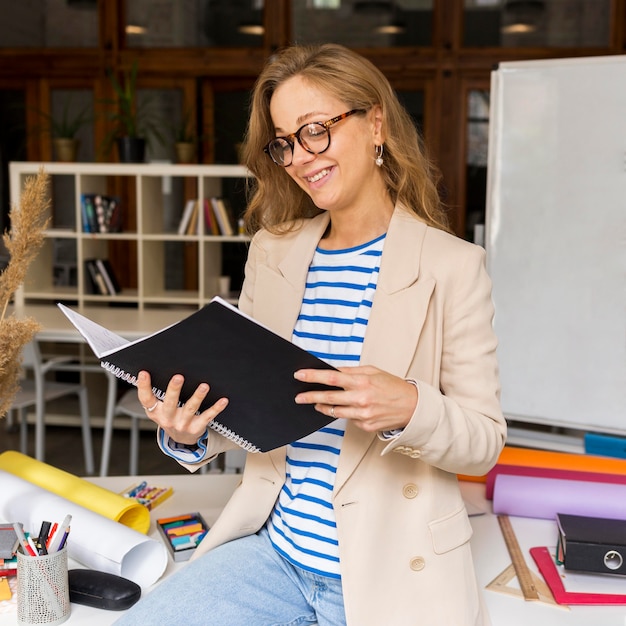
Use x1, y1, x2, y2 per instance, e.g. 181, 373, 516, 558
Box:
530, 547, 626, 605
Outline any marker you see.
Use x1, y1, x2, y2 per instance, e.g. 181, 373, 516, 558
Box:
45, 523, 58, 549
12, 523, 35, 557
37, 521, 51, 555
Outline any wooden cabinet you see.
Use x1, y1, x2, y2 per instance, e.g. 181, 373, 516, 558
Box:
10, 162, 251, 312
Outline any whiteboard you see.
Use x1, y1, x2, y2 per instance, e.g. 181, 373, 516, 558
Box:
485, 55, 626, 435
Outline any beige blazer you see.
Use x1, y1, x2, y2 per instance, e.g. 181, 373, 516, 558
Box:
177, 206, 506, 626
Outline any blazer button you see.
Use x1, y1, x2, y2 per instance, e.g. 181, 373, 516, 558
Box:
402, 483, 419, 499
410, 557, 425, 571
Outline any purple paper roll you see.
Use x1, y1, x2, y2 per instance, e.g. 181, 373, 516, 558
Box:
492, 473, 626, 520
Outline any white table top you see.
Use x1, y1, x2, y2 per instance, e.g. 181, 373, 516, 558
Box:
10, 304, 191, 343
1, 475, 625, 625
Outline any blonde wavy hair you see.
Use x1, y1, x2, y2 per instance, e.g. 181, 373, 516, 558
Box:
241, 43, 449, 235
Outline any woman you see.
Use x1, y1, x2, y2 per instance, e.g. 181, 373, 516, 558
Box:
116, 43, 505, 626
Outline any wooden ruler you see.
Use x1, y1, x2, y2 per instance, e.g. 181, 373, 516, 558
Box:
486, 562, 564, 608
497, 515, 540, 601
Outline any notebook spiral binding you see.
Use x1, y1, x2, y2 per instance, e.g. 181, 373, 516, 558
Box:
101, 361, 261, 453
208, 421, 260, 453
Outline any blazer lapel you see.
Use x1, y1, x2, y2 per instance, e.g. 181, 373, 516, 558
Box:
252, 213, 330, 340
334, 207, 435, 495
361, 208, 434, 377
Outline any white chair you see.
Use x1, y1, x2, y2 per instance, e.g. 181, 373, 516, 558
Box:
8, 340, 95, 475
113, 389, 150, 476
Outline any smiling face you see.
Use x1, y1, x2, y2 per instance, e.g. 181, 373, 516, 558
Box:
269, 75, 391, 223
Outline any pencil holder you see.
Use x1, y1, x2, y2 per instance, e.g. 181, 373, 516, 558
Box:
16, 545, 70, 625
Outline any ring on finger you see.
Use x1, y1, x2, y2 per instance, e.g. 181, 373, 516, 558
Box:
143, 400, 159, 413
330, 405, 336, 419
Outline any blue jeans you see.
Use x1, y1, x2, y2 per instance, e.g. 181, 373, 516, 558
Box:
114, 526, 346, 626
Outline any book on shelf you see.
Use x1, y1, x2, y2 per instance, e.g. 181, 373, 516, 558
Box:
57, 297, 338, 453
97, 258, 122, 295
177, 199, 197, 235
210, 197, 235, 236
203, 199, 220, 235
85, 259, 108, 295
81, 194, 121, 233
81, 194, 96, 233
84, 258, 121, 296
186, 200, 200, 235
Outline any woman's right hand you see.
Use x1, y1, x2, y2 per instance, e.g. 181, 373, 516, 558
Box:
136, 370, 228, 445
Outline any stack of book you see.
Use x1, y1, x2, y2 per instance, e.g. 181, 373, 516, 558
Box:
177, 197, 237, 236
85, 258, 121, 296
81, 194, 122, 233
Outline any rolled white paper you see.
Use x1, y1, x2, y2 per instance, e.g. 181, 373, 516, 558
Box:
0, 470, 167, 587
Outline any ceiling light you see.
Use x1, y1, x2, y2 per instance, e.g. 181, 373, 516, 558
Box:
237, 24, 264, 35
501, 23, 536, 34
125, 25, 147, 35
375, 23, 406, 35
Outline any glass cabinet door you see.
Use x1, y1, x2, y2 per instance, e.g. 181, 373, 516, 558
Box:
292, 0, 434, 47
0, 0, 98, 48
463, 0, 611, 48
125, 0, 264, 47
465, 88, 489, 243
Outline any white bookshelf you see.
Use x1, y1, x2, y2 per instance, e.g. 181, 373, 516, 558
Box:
9, 161, 251, 312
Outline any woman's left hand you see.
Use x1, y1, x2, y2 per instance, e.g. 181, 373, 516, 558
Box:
294, 365, 418, 432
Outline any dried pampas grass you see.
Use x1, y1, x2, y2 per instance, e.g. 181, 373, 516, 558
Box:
0, 167, 50, 419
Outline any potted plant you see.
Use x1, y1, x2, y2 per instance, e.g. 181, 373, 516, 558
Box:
101, 61, 165, 163
171, 107, 198, 164
37, 97, 92, 162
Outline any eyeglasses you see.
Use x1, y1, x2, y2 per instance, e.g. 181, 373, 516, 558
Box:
264, 109, 366, 167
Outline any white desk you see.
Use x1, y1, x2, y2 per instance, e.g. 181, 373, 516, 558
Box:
2, 476, 625, 625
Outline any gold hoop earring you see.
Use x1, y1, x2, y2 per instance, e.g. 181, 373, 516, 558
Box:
375, 144, 384, 167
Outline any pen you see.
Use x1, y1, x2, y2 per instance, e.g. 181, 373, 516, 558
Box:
57, 527, 70, 551
12, 523, 35, 557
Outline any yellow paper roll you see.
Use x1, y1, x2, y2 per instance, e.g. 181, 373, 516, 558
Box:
0, 451, 150, 533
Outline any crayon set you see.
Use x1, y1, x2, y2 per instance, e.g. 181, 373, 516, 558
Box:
156, 513, 209, 562
120, 481, 174, 511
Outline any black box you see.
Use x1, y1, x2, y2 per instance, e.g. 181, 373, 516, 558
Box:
557, 512, 626, 576
156, 512, 209, 563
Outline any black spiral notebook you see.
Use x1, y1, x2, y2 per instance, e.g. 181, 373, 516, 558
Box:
58, 298, 337, 453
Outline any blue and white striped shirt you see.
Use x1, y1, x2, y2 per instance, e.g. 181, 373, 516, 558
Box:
267, 233, 385, 579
